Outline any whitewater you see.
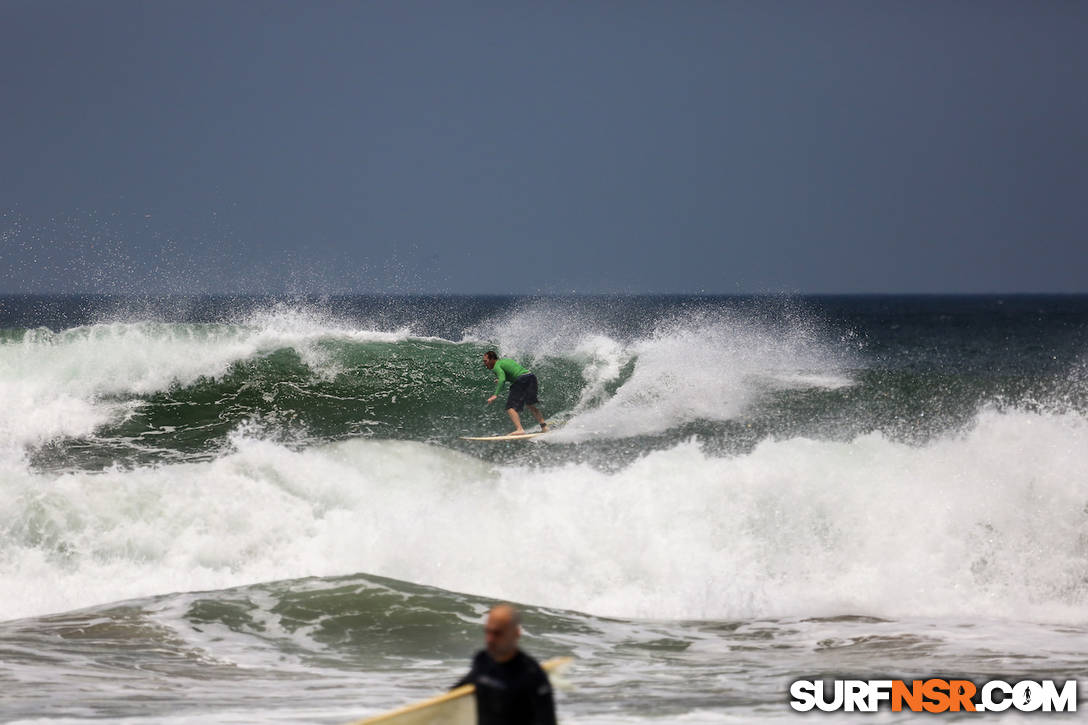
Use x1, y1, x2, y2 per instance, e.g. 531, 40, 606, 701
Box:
1, 294, 1087, 723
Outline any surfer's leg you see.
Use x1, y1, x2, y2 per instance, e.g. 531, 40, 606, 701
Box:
527, 404, 546, 430
506, 407, 525, 434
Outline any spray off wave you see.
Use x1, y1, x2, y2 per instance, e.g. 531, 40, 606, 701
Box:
471, 301, 856, 440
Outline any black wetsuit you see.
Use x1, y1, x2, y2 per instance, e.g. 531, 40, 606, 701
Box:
454, 649, 557, 725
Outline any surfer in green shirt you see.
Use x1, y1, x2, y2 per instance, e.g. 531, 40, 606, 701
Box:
483, 351, 548, 435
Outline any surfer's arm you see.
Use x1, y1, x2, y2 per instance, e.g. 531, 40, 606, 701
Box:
452, 655, 480, 689
493, 366, 507, 397
531, 671, 558, 725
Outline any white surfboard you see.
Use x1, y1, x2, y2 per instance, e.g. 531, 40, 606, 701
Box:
460, 430, 549, 442
350, 656, 572, 725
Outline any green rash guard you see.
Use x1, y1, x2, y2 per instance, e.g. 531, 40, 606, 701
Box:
492, 358, 530, 397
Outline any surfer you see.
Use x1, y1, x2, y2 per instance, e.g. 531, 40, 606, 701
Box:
454, 604, 558, 725
483, 351, 547, 435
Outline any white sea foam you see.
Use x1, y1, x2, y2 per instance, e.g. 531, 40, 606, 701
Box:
0, 310, 423, 455
2, 407, 1086, 624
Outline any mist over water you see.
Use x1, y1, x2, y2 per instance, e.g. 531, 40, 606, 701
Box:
2, 294, 1087, 722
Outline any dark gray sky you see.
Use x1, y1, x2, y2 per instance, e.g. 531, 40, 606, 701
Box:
2, 0, 1086, 294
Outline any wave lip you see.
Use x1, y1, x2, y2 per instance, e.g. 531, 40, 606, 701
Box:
0, 308, 446, 455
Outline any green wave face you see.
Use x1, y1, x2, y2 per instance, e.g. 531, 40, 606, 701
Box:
7, 295, 1088, 472
28, 337, 595, 470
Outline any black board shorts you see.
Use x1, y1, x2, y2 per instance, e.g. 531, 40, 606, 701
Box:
506, 373, 539, 411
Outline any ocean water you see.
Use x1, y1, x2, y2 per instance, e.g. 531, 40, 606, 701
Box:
1, 294, 1086, 723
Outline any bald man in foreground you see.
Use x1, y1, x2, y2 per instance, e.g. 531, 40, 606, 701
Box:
454, 604, 557, 725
